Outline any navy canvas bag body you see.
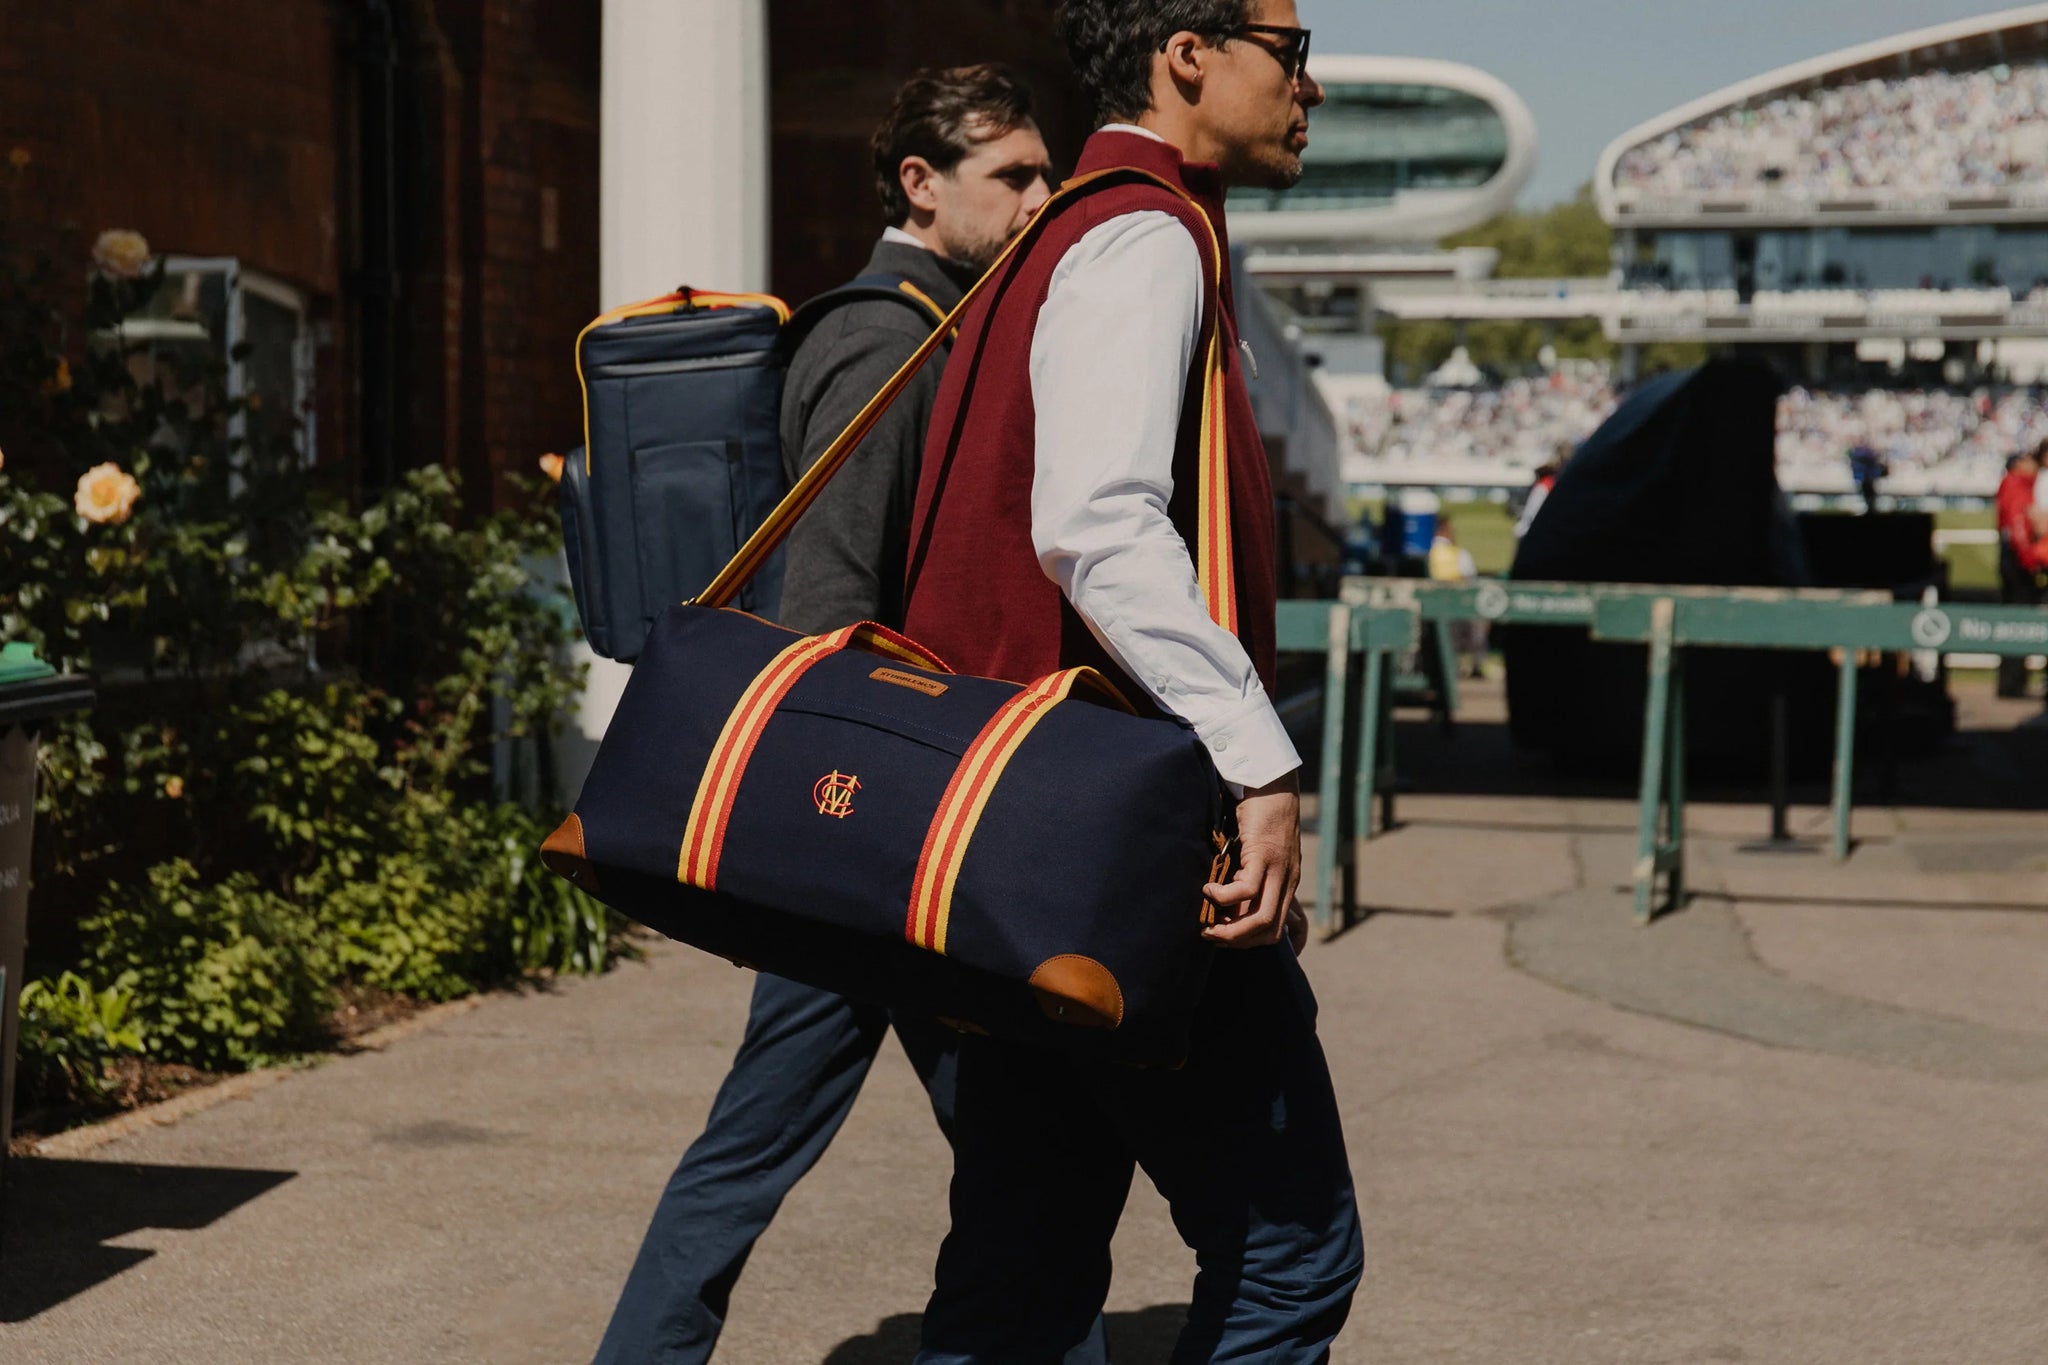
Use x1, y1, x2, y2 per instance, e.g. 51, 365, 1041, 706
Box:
562, 279, 945, 661
543, 171, 1242, 1065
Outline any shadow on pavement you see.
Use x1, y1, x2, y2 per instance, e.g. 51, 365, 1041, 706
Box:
0, 1156, 295, 1322
825, 1303, 1191, 1363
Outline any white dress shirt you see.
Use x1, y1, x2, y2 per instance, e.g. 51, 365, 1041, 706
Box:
1027, 128, 1300, 791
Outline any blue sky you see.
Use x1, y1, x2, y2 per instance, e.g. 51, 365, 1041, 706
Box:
1310, 1, 2029, 205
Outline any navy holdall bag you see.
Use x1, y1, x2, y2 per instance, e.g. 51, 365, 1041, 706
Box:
542, 170, 1242, 1064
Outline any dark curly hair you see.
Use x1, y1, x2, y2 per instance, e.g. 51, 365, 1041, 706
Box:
1054, 0, 1254, 125
872, 64, 1037, 225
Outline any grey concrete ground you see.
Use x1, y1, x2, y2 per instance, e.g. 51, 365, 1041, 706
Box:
3, 679, 2045, 1363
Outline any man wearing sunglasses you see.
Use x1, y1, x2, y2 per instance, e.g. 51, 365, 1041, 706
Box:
901, 1, 1360, 1360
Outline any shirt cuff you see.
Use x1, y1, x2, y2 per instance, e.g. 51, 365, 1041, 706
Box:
1192, 687, 1301, 791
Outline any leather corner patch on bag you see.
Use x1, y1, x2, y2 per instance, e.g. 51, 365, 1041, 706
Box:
870, 667, 948, 697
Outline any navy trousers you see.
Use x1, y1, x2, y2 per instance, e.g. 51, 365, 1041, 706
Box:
591, 973, 1111, 1365
593, 974, 958, 1364
916, 944, 1364, 1364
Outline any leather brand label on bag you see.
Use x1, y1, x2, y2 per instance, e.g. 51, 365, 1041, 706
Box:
870, 668, 948, 697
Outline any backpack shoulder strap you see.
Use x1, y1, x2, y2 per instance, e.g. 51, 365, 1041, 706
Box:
696, 167, 1224, 613
782, 273, 949, 355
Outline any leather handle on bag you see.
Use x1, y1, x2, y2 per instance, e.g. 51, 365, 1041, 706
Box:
690, 167, 1235, 622
821, 621, 954, 675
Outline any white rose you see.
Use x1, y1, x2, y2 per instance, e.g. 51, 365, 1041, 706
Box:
91, 229, 152, 280
74, 462, 142, 526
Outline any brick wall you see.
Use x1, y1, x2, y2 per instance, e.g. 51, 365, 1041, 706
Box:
407, 0, 598, 513
1, 0, 1088, 511
768, 0, 1089, 304
0, 0, 600, 515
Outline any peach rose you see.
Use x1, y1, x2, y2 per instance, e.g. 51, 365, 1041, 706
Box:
538, 452, 565, 484
7, 147, 28, 172
91, 229, 152, 280
74, 462, 142, 525
164, 776, 185, 800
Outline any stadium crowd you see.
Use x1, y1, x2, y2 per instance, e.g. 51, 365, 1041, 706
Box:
1361, 369, 1618, 475
1348, 371, 2040, 496
1775, 385, 2044, 493
1615, 61, 2048, 200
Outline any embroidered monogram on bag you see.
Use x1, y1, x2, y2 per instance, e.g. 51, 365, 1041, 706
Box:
813, 770, 861, 818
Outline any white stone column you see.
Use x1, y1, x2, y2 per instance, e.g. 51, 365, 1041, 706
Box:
557, 0, 770, 807
600, 0, 769, 305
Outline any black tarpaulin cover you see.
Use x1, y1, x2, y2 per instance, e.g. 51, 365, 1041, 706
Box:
1503, 358, 1827, 774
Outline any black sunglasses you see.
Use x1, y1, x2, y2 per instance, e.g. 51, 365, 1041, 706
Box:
1163, 23, 1313, 82
1235, 23, 1313, 81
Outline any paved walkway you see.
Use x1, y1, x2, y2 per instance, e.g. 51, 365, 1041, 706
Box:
4, 681, 2045, 1363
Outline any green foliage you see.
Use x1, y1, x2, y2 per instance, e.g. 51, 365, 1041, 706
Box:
83, 861, 329, 1070
1377, 184, 1710, 379
0, 161, 616, 1091
1446, 184, 1613, 279
14, 971, 145, 1106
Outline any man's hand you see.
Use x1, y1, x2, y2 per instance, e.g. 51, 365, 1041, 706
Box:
1202, 771, 1301, 949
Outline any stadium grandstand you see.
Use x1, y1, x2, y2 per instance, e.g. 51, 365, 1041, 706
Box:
1232, 56, 1537, 374
1330, 7, 2048, 506
1231, 55, 1537, 246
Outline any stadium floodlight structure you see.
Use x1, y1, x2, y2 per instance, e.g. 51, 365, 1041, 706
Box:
1231, 55, 1537, 248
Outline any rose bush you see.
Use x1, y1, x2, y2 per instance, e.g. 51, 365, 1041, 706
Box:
2, 184, 619, 1112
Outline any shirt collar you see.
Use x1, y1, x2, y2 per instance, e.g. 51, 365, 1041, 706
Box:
1098, 122, 1168, 144
882, 225, 931, 251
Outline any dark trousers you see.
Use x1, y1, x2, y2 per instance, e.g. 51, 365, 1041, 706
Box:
1998, 544, 2042, 697
916, 944, 1364, 1364
593, 973, 962, 1365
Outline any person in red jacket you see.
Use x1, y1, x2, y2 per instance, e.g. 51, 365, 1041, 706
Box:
1996, 449, 2042, 697
901, 2, 1361, 1360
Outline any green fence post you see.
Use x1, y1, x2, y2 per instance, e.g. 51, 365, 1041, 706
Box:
1379, 658, 1399, 837
1355, 647, 1384, 841
1313, 603, 1351, 938
1433, 620, 1460, 729
1832, 648, 1858, 861
1634, 597, 1676, 924
1666, 646, 1686, 910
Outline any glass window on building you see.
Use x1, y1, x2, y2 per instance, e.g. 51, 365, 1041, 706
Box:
1228, 82, 1508, 213
1632, 225, 2048, 294
108, 259, 315, 462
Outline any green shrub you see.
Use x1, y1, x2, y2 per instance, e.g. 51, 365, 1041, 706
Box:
82, 861, 330, 1070
14, 971, 145, 1106
1, 158, 616, 1089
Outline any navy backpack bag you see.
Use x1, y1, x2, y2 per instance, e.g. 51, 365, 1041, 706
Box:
560, 278, 945, 660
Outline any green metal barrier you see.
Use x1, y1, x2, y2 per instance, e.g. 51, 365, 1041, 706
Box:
1346, 577, 1600, 629
1591, 591, 2047, 921
1344, 578, 1609, 729
1275, 599, 1418, 936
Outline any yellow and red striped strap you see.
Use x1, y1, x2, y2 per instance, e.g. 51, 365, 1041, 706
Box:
1195, 323, 1236, 633
575, 288, 792, 474
692, 168, 1236, 631
678, 621, 950, 890
905, 667, 1134, 955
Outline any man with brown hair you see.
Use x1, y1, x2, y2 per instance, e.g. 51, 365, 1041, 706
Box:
591, 66, 1064, 1365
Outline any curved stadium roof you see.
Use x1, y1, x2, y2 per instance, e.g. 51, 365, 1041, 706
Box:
1595, 4, 2048, 224
1231, 55, 1537, 245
